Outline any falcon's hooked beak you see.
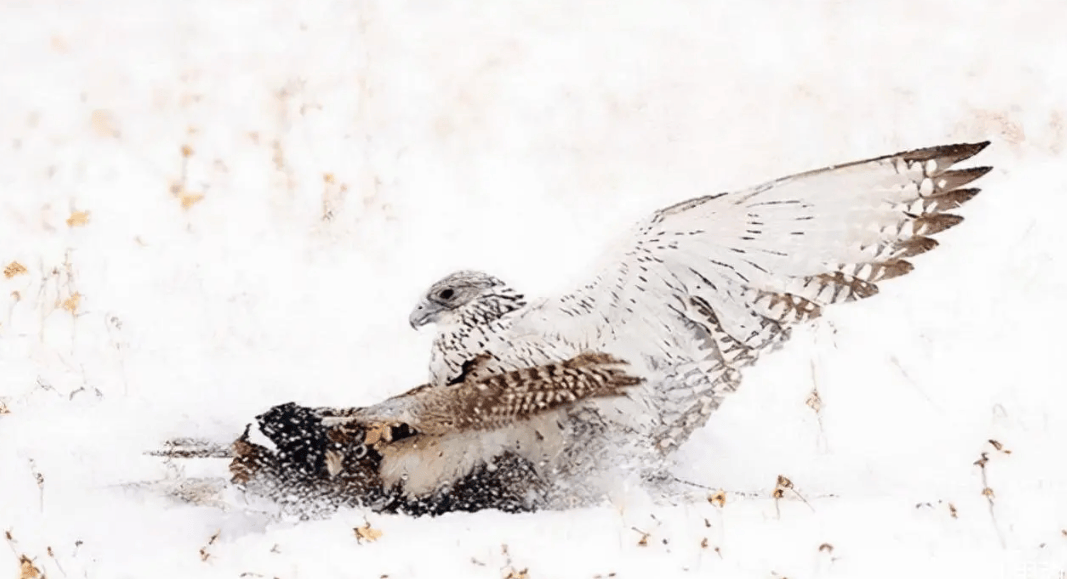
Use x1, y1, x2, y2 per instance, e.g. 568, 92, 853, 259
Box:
408, 301, 439, 330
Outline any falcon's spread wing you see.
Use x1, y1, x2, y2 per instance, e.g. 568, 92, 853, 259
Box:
520, 142, 991, 349
499, 141, 992, 449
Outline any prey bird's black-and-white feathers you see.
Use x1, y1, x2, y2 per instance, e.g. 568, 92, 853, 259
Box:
314, 351, 644, 501
153, 353, 644, 515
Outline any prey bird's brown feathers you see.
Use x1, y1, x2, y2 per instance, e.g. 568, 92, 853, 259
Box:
333, 352, 643, 436
209, 352, 644, 513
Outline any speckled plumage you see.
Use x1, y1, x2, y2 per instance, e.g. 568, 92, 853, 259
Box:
406, 142, 994, 461
326, 351, 642, 435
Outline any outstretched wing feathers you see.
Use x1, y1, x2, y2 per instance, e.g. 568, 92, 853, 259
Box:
401, 141, 992, 454
515, 142, 991, 358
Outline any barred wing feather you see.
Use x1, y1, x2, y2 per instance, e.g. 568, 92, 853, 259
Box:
509, 142, 991, 449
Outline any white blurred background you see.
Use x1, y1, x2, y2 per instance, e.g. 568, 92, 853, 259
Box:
1, 0, 1065, 577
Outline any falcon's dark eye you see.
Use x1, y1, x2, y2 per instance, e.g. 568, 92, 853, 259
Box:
438, 288, 454, 300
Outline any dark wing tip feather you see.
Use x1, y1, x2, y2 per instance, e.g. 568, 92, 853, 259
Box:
938, 167, 993, 191
899, 141, 991, 165
877, 259, 914, 282
930, 188, 981, 211
914, 213, 965, 236
894, 236, 939, 258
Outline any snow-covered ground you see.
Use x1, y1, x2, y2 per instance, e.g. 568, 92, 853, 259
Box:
2, 0, 1066, 577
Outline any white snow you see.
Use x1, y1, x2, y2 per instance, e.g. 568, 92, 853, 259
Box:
2, 0, 1067, 577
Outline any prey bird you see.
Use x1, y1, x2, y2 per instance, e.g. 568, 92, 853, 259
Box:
227, 352, 641, 515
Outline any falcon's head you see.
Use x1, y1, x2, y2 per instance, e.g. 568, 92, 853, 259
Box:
409, 270, 526, 329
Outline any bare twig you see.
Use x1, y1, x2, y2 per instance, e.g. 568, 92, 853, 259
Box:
806, 361, 828, 451
199, 529, 221, 561
27, 459, 44, 512
772, 475, 814, 517
47, 545, 67, 577
974, 443, 1007, 547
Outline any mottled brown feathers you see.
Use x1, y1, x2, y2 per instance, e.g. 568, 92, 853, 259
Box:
350, 352, 642, 438
427, 352, 642, 433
